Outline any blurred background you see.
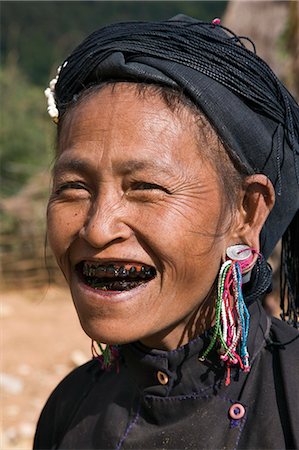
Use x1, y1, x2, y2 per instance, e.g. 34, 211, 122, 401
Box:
1, 1, 298, 449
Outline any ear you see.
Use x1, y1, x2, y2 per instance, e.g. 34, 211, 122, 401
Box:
229, 174, 275, 252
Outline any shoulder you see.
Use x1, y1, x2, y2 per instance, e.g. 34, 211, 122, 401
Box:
44, 358, 102, 407
33, 359, 102, 449
268, 316, 299, 365
267, 318, 299, 447
267, 317, 299, 400
270, 317, 299, 350
267, 317, 299, 379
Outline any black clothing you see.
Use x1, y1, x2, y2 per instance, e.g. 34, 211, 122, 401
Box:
34, 301, 299, 449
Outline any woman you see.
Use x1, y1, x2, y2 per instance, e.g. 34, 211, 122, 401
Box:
35, 15, 298, 449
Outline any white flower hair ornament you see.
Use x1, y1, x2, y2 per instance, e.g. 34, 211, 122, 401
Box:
44, 61, 68, 124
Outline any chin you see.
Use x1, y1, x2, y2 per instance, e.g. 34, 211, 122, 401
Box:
78, 317, 149, 345
69, 270, 163, 345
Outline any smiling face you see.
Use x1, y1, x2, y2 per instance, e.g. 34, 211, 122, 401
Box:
47, 83, 236, 350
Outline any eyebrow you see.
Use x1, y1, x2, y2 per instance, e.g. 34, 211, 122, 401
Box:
53, 159, 91, 177
115, 159, 174, 177
53, 158, 175, 178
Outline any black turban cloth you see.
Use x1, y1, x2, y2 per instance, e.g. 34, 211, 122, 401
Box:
54, 15, 299, 316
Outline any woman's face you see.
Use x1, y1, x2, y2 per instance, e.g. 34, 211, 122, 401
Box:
47, 84, 234, 350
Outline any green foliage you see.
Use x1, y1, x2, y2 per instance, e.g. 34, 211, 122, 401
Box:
1, 1, 227, 86
0, 63, 55, 197
0, 1, 227, 198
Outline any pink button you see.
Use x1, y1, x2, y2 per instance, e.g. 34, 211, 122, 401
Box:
229, 403, 245, 420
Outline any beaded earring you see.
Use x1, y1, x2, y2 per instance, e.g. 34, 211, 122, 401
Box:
91, 341, 119, 372
199, 244, 257, 385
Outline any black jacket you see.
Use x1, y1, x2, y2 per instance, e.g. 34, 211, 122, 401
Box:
34, 301, 299, 449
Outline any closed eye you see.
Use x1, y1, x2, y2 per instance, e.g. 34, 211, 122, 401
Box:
132, 182, 171, 194
55, 181, 89, 194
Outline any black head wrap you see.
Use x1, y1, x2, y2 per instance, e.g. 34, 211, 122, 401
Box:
53, 15, 299, 320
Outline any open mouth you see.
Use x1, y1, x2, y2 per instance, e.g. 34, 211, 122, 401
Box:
76, 261, 157, 292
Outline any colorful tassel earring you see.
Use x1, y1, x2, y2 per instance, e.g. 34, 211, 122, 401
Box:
91, 341, 120, 372
199, 244, 257, 385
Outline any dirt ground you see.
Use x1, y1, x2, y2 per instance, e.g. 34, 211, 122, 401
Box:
1, 286, 91, 450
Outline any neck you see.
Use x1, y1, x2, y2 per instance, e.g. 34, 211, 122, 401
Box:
140, 290, 216, 351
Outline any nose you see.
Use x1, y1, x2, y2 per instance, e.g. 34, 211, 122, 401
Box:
79, 191, 132, 249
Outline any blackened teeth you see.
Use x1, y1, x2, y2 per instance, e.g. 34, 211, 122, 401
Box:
90, 280, 144, 291
82, 263, 156, 279
80, 262, 156, 290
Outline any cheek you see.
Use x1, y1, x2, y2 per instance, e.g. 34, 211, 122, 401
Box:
47, 203, 86, 257
142, 196, 223, 260
153, 198, 225, 286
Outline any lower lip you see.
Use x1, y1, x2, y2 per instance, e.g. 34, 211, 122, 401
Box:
74, 272, 152, 303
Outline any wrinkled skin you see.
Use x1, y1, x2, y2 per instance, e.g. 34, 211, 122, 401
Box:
47, 83, 274, 350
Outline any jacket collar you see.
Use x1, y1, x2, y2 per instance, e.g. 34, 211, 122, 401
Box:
121, 300, 270, 397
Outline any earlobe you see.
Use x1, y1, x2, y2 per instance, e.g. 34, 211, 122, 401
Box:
230, 174, 275, 251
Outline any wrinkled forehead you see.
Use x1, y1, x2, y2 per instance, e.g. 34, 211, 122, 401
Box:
55, 84, 218, 178
57, 83, 218, 163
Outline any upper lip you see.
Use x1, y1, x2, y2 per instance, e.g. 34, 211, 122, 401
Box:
74, 257, 155, 268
